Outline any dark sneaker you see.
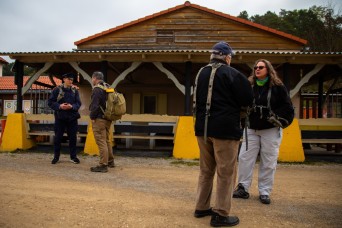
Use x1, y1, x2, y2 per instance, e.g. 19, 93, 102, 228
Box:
108, 162, 115, 168
90, 165, 108, 173
70, 157, 80, 164
233, 183, 249, 199
259, 195, 271, 204
194, 208, 213, 218
210, 213, 239, 227
51, 157, 59, 164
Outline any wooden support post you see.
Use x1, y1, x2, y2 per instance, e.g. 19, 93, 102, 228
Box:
318, 75, 324, 118
184, 61, 192, 116
14, 61, 24, 113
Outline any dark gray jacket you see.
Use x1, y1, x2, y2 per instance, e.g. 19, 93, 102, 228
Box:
194, 59, 253, 140
89, 81, 108, 120
249, 82, 294, 130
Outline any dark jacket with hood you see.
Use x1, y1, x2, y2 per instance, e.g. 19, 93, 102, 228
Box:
248, 79, 293, 130
89, 81, 108, 120
194, 59, 253, 140
48, 84, 81, 121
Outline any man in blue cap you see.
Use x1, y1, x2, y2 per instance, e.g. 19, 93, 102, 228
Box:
48, 73, 82, 164
193, 41, 253, 227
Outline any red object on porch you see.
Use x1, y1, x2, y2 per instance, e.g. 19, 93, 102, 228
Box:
0, 119, 6, 145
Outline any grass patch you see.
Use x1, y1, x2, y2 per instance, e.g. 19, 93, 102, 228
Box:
278, 161, 340, 166
170, 159, 199, 166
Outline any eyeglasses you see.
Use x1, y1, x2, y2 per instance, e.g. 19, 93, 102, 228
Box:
66, 78, 74, 81
254, 66, 266, 70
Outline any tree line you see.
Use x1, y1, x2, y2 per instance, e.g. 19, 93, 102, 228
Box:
237, 4, 341, 52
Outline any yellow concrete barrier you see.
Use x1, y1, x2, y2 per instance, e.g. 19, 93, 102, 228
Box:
279, 118, 305, 162
84, 122, 99, 155
83, 121, 114, 155
0, 113, 35, 152
173, 116, 199, 159
173, 116, 305, 162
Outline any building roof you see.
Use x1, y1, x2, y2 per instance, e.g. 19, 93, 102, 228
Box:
74, 1, 307, 46
0, 76, 61, 90
0, 57, 8, 64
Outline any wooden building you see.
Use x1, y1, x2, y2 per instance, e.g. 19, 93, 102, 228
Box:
1, 1, 341, 118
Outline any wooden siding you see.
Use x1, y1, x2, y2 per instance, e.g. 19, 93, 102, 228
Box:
77, 8, 303, 51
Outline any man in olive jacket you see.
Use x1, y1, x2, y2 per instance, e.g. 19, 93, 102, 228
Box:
89, 71, 115, 173
193, 41, 253, 227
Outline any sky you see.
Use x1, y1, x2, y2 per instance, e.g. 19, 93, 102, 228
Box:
0, 0, 340, 62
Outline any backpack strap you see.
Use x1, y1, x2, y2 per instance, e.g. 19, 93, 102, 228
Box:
193, 62, 223, 143
94, 83, 116, 117
56, 84, 76, 102
56, 85, 64, 102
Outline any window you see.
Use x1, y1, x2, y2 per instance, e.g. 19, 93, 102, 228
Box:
156, 30, 174, 43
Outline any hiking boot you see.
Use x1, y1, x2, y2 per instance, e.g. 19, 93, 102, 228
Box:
51, 157, 59, 164
108, 162, 115, 168
259, 195, 271, 204
210, 213, 239, 227
90, 165, 108, 173
70, 157, 80, 164
194, 208, 213, 218
233, 183, 249, 199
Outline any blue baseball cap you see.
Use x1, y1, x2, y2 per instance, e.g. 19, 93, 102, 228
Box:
211, 41, 234, 56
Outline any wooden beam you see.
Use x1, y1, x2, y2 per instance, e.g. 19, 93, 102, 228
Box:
153, 62, 189, 95
69, 62, 92, 86
112, 62, 142, 88
22, 62, 54, 96
290, 64, 324, 98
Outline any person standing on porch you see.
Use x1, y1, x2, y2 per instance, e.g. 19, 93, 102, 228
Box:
193, 41, 253, 227
89, 71, 115, 173
48, 73, 81, 164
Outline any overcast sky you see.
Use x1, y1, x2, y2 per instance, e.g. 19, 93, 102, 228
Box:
0, 0, 340, 62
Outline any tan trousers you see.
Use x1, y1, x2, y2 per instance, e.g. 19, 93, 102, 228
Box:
195, 136, 239, 217
92, 118, 114, 166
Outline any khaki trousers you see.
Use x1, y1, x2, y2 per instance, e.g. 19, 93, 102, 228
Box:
92, 118, 114, 166
195, 136, 239, 217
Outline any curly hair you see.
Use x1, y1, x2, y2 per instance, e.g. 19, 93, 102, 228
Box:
248, 59, 283, 87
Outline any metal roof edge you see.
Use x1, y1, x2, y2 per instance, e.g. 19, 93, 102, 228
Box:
1, 50, 341, 55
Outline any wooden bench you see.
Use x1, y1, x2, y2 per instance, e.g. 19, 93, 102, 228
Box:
26, 114, 89, 145
113, 114, 178, 149
299, 118, 342, 153
25, 114, 178, 149
114, 122, 175, 149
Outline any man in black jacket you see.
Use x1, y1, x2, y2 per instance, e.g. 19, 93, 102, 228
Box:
193, 41, 253, 227
48, 73, 81, 164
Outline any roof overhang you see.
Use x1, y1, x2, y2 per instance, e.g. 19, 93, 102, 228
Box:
1, 50, 341, 65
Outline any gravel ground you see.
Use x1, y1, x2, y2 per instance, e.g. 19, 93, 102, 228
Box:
0, 151, 341, 228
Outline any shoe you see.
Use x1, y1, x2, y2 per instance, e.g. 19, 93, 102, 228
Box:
108, 162, 115, 168
210, 213, 239, 227
259, 195, 271, 204
70, 157, 80, 164
194, 208, 213, 218
51, 157, 59, 164
90, 165, 108, 173
233, 183, 249, 199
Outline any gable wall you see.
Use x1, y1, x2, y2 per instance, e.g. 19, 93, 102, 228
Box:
77, 8, 303, 51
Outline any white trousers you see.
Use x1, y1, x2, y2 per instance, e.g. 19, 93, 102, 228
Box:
238, 127, 282, 196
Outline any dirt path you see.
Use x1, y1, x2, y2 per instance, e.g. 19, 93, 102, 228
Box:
0, 152, 341, 227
